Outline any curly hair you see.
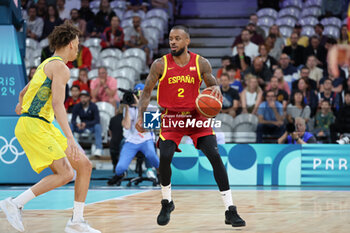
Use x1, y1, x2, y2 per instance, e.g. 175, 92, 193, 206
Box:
48, 21, 81, 51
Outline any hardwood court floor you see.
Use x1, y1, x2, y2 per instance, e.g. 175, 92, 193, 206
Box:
1, 189, 350, 233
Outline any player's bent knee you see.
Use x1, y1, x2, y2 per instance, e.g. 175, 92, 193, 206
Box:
61, 168, 74, 185
76, 156, 93, 172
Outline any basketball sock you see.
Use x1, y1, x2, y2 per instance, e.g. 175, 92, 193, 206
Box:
13, 188, 36, 208
220, 190, 233, 210
161, 184, 172, 202
72, 201, 85, 222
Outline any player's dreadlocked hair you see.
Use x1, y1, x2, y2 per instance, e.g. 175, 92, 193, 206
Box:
48, 21, 81, 51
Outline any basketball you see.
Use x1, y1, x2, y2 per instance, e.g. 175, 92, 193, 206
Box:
195, 87, 223, 118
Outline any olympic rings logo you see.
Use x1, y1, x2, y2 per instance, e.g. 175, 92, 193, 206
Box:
0, 136, 25, 164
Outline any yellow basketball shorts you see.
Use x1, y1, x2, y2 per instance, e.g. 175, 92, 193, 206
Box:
15, 116, 67, 173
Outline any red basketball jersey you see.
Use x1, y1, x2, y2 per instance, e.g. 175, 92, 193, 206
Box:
157, 51, 202, 111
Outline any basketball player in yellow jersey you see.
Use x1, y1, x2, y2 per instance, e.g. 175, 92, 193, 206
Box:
0, 23, 100, 233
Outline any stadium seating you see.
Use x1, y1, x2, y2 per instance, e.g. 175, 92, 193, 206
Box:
257, 8, 278, 20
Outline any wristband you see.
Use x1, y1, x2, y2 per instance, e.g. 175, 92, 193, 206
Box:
239, 55, 244, 59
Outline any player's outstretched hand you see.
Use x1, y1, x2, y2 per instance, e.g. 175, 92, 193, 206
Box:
135, 119, 146, 133
15, 103, 22, 115
66, 138, 81, 161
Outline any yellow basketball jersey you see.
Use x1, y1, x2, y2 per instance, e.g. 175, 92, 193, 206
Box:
22, 56, 64, 123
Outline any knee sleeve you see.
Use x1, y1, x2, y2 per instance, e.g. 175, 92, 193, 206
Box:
158, 140, 177, 186
197, 135, 229, 191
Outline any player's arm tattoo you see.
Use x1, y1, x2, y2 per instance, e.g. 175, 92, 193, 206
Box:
199, 56, 218, 87
138, 57, 164, 119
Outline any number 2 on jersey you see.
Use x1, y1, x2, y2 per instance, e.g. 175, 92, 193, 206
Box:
177, 88, 184, 97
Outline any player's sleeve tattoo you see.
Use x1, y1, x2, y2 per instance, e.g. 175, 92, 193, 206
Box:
199, 56, 218, 87
137, 57, 164, 119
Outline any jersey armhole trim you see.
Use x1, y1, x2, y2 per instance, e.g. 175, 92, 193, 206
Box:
159, 55, 167, 82
196, 55, 201, 83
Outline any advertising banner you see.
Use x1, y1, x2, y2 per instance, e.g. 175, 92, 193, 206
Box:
0, 117, 51, 183
0, 26, 26, 116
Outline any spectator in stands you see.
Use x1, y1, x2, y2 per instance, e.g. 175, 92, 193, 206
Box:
69, 8, 87, 36
71, 90, 103, 156
319, 66, 344, 93
124, 15, 150, 63
28, 67, 36, 81
258, 44, 278, 71
246, 22, 265, 45
286, 90, 311, 124
313, 100, 334, 142
279, 53, 298, 86
96, 0, 116, 24
91, 67, 120, 107
226, 64, 243, 92
317, 78, 337, 110
109, 104, 125, 172
249, 13, 265, 38
216, 55, 232, 79
66, 37, 92, 70
330, 91, 350, 142
220, 73, 240, 117
306, 55, 323, 87
73, 68, 91, 93
282, 32, 305, 67
232, 43, 251, 72
107, 84, 159, 185
100, 16, 124, 50
36, 0, 47, 18
232, 23, 264, 47
285, 24, 309, 48
265, 34, 282, 62
232, 29, 259, 60
65, 85, 81, 113
268, 67, 290, 95
268, 25, 285, 56
256, 90, 285, 143
292, 66, 317, 91
56, 0, 70, 20
41, 5, 63, 40
335, 77, 350, 111
26, 5, 44, 41
21, 0, 30, 19
277, 117, 316, 144
86, 14, 109, 38
79, 0, 95, 22
244, 56, 272, 87
314, 23, 328, 46
295, 77, 319, 117
304, 35, 327, 69
338, 24, 349, 44
241, 74, 263, 115
266, 76, 288, 111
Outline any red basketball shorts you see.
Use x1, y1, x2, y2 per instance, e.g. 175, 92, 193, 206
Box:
157, 109, 215, 152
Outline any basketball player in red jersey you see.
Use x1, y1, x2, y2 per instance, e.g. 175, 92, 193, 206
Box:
135, 25, 246, 227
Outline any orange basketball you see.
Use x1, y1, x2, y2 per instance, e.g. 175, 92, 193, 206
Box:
195, 87, 223, 118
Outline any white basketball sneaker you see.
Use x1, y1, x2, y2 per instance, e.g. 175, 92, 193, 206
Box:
65, 218, 101, 233
0, 197, 25, 232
